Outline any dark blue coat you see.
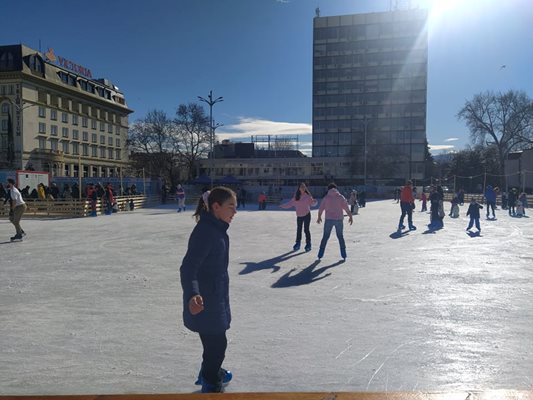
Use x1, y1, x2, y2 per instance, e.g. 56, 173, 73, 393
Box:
466, 203, 483, 219
180, 211, 231, 334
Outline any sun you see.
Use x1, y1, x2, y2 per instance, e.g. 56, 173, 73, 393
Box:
411, 0, 499, 35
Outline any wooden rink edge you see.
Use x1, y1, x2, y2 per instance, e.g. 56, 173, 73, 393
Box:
1, 391, 533, 400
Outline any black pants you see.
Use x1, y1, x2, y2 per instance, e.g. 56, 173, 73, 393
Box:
296, 212, 311, 245
199, 332, 227, 385
398, 202, 413, 228
486, 201, 495, 217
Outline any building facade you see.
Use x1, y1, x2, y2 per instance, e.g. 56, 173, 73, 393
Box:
312, 9, 428, 183
0, 44, 133, 178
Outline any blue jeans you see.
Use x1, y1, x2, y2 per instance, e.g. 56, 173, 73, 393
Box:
467, 217, 480, 231
319, 219, 345, 251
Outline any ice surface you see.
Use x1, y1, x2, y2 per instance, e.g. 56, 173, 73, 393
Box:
1, 200, 532, 394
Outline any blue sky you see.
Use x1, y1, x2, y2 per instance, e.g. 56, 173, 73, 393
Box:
3, 0, 532, 155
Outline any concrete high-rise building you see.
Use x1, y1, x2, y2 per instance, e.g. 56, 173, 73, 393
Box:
312, 9, 428, 183
0, 44, 132, 178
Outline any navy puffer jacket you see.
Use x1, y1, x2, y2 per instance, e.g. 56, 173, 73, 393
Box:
180, 211, 231, 334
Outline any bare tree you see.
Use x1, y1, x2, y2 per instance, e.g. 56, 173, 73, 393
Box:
457, 90, 533, 188
174, 103, 210, 181
127, 110, 180, 182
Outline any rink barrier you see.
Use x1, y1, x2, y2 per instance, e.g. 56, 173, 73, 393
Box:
0, 195, 158, 218
0, 391, 532, 400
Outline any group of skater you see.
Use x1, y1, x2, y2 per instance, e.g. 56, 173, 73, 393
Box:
396, 182, 529, 235
179, 182, 354, 392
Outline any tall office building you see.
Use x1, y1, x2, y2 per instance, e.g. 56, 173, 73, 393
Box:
312, 8, 428, 183
0, 44, 132, 178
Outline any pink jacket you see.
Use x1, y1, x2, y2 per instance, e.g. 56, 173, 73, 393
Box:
319, 188, 350, 220
280, 193, 317, 217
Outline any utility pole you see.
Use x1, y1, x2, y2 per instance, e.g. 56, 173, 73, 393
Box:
198, 91, 223, 188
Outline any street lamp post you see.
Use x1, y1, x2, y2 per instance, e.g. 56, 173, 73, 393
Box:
360, 116, 368, 188
198, 90, 223, 188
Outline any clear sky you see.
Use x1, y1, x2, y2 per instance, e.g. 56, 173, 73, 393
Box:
3, 0, 532, 156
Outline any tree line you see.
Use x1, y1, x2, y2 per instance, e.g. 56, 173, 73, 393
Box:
436, 89, 532, 190
127, 104, 211, 185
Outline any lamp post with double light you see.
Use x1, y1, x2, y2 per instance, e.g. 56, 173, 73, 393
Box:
198, 91, 223, 188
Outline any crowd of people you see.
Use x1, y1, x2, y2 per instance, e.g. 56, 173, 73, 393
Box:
393, 183, 530, 235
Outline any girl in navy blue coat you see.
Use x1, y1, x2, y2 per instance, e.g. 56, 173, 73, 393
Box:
180, 187, 237, 393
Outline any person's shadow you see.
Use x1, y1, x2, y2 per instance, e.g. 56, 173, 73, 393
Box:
239, 251, 304, 275
389, 230, 409, 239
271, 259, 344, 288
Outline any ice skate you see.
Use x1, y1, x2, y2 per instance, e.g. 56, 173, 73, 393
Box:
293, 242, 301, 251
304, 243, 312, 252
195, 367, 232, 387
10, 233, 23, 242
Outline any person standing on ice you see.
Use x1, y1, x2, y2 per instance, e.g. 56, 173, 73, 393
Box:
316, 182, 353, 260
176, 184, 186, 213
180, 187, 237, 393
279, 182, 317, 252
397, 180, 416, 232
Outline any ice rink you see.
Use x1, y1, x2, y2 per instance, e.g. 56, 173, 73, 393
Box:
1, 199, 532, 394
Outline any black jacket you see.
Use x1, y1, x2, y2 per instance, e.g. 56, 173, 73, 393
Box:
466, 203, 483, 219
180, 211, 231, 334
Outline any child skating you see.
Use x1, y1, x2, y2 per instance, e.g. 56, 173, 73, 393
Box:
316, 183, 353, 260
180, 187, 237, 393
279, 182, 317, 252
466, 197, 483, 234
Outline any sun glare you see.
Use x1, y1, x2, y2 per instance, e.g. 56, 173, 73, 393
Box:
412, 0, 498, 37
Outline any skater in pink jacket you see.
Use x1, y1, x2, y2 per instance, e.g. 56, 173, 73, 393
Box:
316, 183, 353, 260
279, 182, 317, 252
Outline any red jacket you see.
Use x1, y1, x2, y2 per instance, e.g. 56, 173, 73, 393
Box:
400, 186, 414, 203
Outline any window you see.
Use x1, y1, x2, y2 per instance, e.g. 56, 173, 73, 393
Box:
91, 119, 97, 130
72, 142, 79, 155
82, 116, 88, 127
82, 143, 89, 156
72, 129, 79, 140
115, 149, 121, 160
62, 127, 69, 138
91, 145, 97, 157
50, 109, 57, 120
39, 137, 46, 149
51, 125, 58, 136
108, 148, 114, 159
62, 141, 69, 154
50, 138, 58, 151
108, 136, 113, 145
100, 147, 106, 158
62, 112, 68, 123
72, 115, 78, 125
91, 133, 97, 143
116, 138, 120, 147
82, 131, 88, 141
107, 123, 113, 133
100, 135, 105, 144
99, 121, 105, 132
1, 120, 7, 131
38, 106, 46, 118
1, 103, 9, 113
38, 122, 46, 134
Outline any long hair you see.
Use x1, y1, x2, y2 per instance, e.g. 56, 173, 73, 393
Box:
193, 186, 236, 222
294, 183, 310, 201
